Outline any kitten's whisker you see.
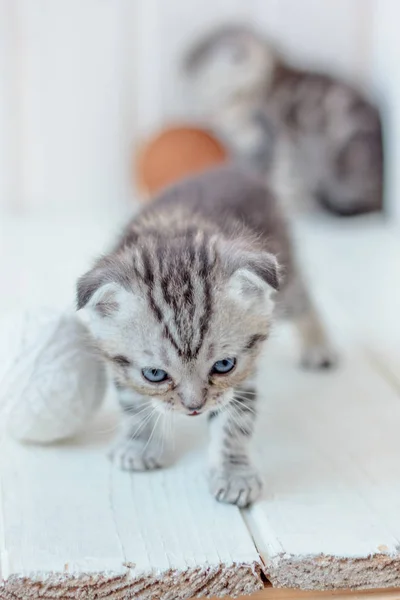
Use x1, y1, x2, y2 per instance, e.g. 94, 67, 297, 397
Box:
94, 422, 120, 435
128, 408, 157, 441
233, 393, 257, 403
159, 413, 168, 458
229, 402, 244, 421
231, 398, 257, 415
228, 403, 254, 431
234, 390, 257, 398
225, 404, 241, 435
235, 387, 257, 394
123, 404, 153, 419
232, 398, 254, 411
232, 393, 257, 403
92, 404, 154, 435
125, 409, 155, 437
141, 412, 162, 455
171, 412, 176, 451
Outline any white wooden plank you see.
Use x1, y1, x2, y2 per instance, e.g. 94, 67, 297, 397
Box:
241, 219, 400, 588
245, 322, 400, 589
0, 402, 263, 598
1, 216, 400, 594
293, 217, 400, 386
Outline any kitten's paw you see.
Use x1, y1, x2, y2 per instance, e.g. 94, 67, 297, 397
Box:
301, 343, 338, 370
209, 468, 263, 507
109, 439, 165, 472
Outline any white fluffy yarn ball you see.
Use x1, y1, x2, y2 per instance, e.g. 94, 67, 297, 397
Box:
0, 309, 107, 444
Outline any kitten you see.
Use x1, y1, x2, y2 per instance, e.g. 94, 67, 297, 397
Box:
184, 24, 384, 217
77, 166, 335, 507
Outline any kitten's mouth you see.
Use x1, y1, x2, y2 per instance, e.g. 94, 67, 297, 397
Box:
187, 410, 201, 417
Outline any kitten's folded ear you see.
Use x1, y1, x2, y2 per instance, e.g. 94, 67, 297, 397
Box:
76, 259, 131, 316
221, 245, 281, 307
222, 245, 281, 290
238, 250, 281, 292
77, 266, 108, 310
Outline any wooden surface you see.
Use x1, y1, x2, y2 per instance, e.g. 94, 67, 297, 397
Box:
1, 216, 400, 598
0, 414, 263, 598
245, 327, 400, 589
210, 587, 400, 599
244, 217, 400, 589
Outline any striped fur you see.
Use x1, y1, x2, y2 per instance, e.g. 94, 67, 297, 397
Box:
77, 165, 335, 505
184, 24, 383, 217
208, 384, 261, 507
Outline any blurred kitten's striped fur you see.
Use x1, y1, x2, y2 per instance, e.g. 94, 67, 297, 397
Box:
78, 166, 335, 507
184, 25, 383, 217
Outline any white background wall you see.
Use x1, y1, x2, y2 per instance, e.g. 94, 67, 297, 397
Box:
135, 0, 373, 126
370, 0, 400, 224
0, 0, 397, 219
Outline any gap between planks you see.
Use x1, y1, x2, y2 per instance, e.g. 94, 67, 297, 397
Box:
2, 218, 400, 596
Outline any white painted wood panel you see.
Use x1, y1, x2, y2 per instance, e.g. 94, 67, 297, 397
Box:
0, 1, 381, 214
293, 217, 400, 386
370, 0, 400, 222
243, 217, 400, 587
251, 0, 372, 85
133, 0, 371, 127
15, 0, 132, 216
0, 1, 20, 211
0, 405, 263, 598
133, 0, 256, 132
1, 217, 400, 594
247, 322, 400, 588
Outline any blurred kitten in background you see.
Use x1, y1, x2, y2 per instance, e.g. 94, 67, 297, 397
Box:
184, 24, 384, 217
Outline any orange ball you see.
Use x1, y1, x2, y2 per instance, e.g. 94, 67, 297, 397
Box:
135, 125, 229, 200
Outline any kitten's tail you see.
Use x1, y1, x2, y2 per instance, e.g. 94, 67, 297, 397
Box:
317, 118, 385, 217
316, 189, 384, 217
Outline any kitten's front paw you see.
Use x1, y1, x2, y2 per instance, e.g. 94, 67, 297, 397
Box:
301, 343, 338, 370
209, 468, 263, 507
109, 439, 165, 472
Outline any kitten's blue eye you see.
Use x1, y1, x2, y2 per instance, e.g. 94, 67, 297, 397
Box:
142, 368, 169, 383
211, 358, 236, 375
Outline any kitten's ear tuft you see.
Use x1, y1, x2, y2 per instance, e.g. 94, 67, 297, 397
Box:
77, 265, 126, 318
223, 247, 281, 310
223, 247, 281, 292
246, 251, 281, 291
76, 267, 108, 310
77, 255, 133, 312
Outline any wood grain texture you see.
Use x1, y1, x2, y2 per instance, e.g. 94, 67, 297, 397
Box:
295, 217, 400, 388
238, 217, 400, 590
209, 587, 400, 599
242, 316, 400, 590
0, 407, 263, 599
1, 216, 400, 597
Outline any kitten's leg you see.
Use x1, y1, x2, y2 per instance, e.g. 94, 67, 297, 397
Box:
282, 276, 337, 369
110, 385, 168, 471
294, 306, 337, 369
208, 385, 262, 508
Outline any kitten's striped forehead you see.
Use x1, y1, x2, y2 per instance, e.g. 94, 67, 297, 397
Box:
132, 230, 217, 361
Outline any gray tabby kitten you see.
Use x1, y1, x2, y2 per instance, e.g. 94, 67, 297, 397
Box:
184, 25, 383, 217
77, 166, 335, 507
